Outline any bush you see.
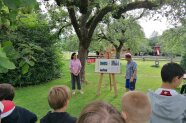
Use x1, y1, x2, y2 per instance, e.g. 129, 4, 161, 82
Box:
181, 51, 186, 71
0, 25, 63, 86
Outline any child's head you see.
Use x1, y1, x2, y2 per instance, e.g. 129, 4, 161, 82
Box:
48, 85, 71, 111
161, 62, 185, 88
0, 84, 15, 101
122, 91, 151, 123
77, 101, 125, 123
125, 53, 132, 62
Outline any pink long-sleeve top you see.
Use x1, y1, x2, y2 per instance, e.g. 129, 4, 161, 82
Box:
69, 59, 82, 75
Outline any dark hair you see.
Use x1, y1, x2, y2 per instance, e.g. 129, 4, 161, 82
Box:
0, 84, 15, 101
161, 62, 185, 83
71, 52, 76, 60
125, 55, 131, 58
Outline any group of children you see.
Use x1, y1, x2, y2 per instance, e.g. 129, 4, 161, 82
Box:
0, 62, 186, 123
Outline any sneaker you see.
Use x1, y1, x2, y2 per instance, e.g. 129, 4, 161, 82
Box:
79, 90, 84, 94
72, 91, 76, 95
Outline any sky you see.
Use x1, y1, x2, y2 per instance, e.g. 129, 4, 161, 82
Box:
138, 17, 174, 38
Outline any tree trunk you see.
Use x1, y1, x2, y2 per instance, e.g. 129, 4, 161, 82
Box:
78, 41, 89, 83
115, 42, 124, 59
115, 47, 122, 59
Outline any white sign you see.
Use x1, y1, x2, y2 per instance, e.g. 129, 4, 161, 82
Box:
95, 59, 121, 73
184, 74, 186, 79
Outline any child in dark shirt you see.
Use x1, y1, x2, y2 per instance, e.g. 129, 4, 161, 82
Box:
0, 83, 37, 123
40, 85, 76, 123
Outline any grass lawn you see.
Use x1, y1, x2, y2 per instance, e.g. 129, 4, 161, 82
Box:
14, 60, 171, 122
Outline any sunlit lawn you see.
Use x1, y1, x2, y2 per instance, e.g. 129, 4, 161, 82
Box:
14, 60, 172, 122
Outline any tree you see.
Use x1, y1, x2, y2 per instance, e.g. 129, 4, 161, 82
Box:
62, 35, 79, 51
43, 0, 186, 82
43, 0, 163, 82
159, 26, 186, 55
158, 23, 186, 63
97, 17, 145, 59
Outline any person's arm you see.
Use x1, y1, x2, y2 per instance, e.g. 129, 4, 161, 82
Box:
130, 62, 137, 82
130, 70, 137, 82
78, 59, 82, 74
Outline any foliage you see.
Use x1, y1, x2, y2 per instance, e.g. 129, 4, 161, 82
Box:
96, 17, 146, 56
181, 51, 186, 70
61, 35, 79, 51
158, 25, 186, 55
0, 42, 16, 73
0, 23, 63, 86
0, 0, 39, 73
90, 38, 110, 52
0, 0, 38, 30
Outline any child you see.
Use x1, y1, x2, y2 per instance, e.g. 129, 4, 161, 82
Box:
77, 101, 125, 123
0, 100, 15, 121
40, 85, 76, 123
122, 91, 151, 123
0, 83, 37, 123
148, 62, 186, 123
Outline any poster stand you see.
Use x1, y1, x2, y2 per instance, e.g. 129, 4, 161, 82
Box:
96, 51, 118, 96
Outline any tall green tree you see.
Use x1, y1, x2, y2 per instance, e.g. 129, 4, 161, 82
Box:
97, 17, 145, 59
44, 0, 165, 82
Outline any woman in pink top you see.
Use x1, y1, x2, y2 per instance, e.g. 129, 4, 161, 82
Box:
69, 53, 83, 95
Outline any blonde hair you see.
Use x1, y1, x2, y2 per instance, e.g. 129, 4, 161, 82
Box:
77, 101, 125, 123
48, 85, 71, 110
122, 91, 151, 122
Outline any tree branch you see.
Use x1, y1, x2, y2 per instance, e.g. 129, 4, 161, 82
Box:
134, 9, 146, 20
67, 6, 81, 40
88, 0, 159, 40
98, 30, 118, 48
88, 5, 113, 39
116, 1, 159, 19
58, 23, 72, 38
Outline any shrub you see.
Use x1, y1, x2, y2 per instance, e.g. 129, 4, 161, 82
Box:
181, 51, 186, 71
0, 25, 63, 86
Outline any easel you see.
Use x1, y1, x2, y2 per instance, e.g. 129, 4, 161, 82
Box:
96, 51, 118, 96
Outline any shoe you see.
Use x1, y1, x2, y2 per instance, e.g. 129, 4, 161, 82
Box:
72, 91, 76, 95
80, 91, 84, 94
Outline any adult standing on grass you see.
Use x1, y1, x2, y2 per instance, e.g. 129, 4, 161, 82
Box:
69, 53, 83, 95
125, 53, 137, 92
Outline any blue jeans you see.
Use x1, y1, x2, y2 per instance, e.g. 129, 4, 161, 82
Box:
71, 73, 81, 90
125, 79, 136, 90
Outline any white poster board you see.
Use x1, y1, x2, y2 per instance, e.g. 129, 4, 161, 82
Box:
95, 59, 120, 73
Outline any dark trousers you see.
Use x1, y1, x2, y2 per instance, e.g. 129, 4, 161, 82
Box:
71, 73, 81, 90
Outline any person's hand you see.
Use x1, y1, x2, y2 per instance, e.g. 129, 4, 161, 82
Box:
130, 77, 134, 83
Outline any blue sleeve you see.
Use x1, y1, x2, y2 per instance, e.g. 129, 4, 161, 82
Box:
133, 62, 137, 71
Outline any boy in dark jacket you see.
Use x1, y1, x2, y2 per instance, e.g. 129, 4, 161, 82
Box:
40, 85, 76, 123
0, 83, 37, 123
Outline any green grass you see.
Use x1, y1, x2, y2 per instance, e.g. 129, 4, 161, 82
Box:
14, 60, 168, 122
